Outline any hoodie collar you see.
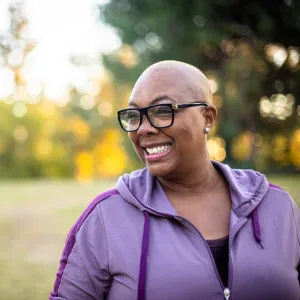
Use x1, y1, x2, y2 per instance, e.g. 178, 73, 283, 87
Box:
117, 167, 176, 217
116, 160, 269, 218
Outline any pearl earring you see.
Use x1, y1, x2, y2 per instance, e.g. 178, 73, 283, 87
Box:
204, 127, 210, 134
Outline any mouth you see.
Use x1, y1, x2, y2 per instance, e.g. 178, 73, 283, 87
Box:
142, 143, 172, 162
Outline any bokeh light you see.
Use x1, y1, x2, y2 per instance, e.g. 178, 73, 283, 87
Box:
208, 78, 218, 94
35, 139, 53, 159
80, 95, 94, 110
98, 101, 113, 116
207, 137, 226, 162
265, 44, 287, 67
288, 48, 300, 68
116, 45, 138, 68
13, 125, 28, 143
193, 15, 206, 27
12, 102, 27, 117
258, 93, 295, 120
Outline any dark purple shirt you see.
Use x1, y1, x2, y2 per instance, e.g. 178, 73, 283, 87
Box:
207, 235, 229, 287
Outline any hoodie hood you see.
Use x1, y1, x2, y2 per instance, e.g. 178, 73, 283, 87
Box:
116, 160, 270, 299
116, 160, 269, 219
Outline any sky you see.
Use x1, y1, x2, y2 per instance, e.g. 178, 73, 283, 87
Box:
0, 0, 120, 101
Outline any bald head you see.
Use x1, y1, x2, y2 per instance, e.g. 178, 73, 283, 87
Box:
130, 60, 212, 105
126, 60, 217, 179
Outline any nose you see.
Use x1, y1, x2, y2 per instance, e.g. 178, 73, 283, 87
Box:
137, 115, 159, 136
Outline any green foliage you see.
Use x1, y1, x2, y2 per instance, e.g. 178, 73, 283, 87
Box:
100, 0, 300, 171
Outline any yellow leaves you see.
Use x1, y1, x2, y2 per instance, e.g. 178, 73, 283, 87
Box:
103, 129, 123, 144
0, 142, 7, 154
94, 129, 127, 177
37, 100, 58, 118
231, 131, 253, 161
290, 129, 300, 168
117, 44, 138, 68
35, 139, 53, 160
75, 151, 94, 182
94, 143, 127, 177
120, 84, 133, 108
73, 119, 90, 139
272, 135, 289, 163
98, 78, 115, 107
207, 136, 226, 162
74, 129, 127, 180
98, 101, 113, 117
230, 130, 300, 169
64, 117, 90, 140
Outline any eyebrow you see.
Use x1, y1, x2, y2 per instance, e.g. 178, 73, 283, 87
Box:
128, 95, 175, 107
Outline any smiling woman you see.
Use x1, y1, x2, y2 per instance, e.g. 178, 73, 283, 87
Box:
50, 61, 300, 300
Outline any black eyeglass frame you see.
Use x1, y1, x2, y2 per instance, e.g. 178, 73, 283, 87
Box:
117, 102, 209, 132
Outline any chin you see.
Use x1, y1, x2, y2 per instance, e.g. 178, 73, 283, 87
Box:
146, 162, 176, 178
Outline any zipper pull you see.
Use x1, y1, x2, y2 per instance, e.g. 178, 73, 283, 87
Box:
224, 288, 230, 300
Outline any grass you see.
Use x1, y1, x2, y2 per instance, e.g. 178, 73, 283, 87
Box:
0, 175, 299, 300
0, 179, 116, 300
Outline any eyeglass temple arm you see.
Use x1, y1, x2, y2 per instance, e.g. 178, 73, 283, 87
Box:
172, 103, 208, 110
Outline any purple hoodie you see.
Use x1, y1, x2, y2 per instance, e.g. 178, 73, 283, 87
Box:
50, 161, 300, 300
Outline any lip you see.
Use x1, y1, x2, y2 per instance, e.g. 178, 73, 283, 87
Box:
143, 144, 172, 162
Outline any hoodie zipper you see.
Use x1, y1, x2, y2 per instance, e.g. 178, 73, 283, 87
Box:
224, 288, 230, 300
130, 198, 238, 299
176, 216, 232, 300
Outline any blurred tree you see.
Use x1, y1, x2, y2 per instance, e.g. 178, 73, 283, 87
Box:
100, 0, 300, 171
0, 1, 35, 97
66, 72, 142, 179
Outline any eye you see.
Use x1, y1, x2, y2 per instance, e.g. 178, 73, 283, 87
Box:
127, 111, 139, 119
152, 106, 172, 115
125, 110, 140, 124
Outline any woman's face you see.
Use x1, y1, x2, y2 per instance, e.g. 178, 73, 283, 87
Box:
127, 65, 215, 179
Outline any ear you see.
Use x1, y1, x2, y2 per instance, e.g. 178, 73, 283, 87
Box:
204, 105, 217, 127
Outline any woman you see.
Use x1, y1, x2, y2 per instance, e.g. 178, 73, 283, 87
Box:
50, 61, 300, 300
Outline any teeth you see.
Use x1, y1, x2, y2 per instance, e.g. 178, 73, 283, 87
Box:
146, 144, 171, 155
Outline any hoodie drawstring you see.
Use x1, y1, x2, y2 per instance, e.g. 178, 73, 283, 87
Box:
252, 207, 264, 249
137, 208, 262, 300
138, 211, 150, 300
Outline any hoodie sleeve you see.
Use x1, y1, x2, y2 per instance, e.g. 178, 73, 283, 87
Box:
290, 197, 300, 285
50, 204, 112, 300
291, 198, 300, 248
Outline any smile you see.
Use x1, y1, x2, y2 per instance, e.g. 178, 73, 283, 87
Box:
146, 144, 171, 155
143, 143, 172, 162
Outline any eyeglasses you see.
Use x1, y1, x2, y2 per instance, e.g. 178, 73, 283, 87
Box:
117, 102, 209, 132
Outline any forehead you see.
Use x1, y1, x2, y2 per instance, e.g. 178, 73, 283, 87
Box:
129, 68, 197, 107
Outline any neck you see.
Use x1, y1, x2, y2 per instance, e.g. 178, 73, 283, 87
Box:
158, 155, 222, 198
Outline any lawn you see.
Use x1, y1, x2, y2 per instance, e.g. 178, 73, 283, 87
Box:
0, 175, 299, 300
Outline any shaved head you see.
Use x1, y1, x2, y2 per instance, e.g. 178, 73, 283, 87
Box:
126, 60, 217, 179
130, 60, 212, 105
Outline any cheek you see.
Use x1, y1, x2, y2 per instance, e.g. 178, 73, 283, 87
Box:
182, 113, 204, 137
170, 121, 204, 152
128, 132, 135, 144
128, 133, 138, 150
128, 133, 144, 158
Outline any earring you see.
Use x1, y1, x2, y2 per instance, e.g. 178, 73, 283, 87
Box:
204, 127, 210, 134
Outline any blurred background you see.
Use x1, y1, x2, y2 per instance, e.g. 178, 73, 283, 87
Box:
0, 0, 299, 299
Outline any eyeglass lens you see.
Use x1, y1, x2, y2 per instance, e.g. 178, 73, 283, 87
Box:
119, 105, 173, 131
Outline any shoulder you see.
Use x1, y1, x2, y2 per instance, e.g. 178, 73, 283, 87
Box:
267, 182, 300, 246
265, 182, 296, 207
261, 182, 299, 226
64, 189, 119, 240
255, 181, 299, 227
268, 182, 287, 192
69, 185, 141, 238
264, 181, 295, 206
